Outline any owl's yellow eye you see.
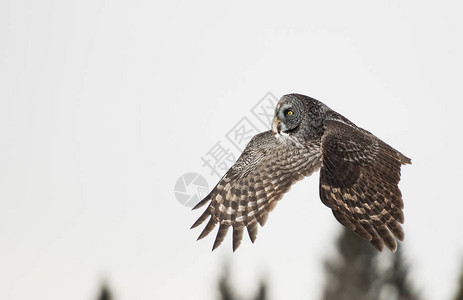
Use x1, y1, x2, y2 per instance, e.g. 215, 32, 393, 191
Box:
287, 110, 293, 115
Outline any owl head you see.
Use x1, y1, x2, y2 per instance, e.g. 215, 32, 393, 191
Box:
273, 93, 329, 140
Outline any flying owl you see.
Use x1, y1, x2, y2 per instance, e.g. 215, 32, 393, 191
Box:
191, 94, 411, 252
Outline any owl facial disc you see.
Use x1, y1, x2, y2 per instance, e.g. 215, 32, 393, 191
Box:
274, 96, 304, 135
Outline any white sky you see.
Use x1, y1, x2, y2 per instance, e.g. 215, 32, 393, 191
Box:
1, 0, 462, 299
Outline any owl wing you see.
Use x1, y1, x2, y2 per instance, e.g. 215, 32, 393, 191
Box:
191, 130, 322, 251
319, 117, 411, 251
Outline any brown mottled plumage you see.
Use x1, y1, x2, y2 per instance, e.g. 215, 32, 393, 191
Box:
191, 94, 411, 252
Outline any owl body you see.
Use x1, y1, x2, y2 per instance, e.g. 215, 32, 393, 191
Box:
191, 94, 411, 252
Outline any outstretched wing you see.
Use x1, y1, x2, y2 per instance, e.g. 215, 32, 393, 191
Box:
192, 131, 322, 251
319, 117, 411, 251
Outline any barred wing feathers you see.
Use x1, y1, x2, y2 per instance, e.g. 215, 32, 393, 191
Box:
319, 119, 411, 251
191, 131, 322, 251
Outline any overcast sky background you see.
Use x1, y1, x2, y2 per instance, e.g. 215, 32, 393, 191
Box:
1, 1, 462, 299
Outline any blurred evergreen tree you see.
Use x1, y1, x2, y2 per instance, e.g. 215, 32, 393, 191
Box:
96, 282, 112, 300
322, 227, 380, 300
379, 245, 420, 300
216, 262, 269, 300
454, 259, 463, 300
217, 263, 237, 300
252, 280, 268, 300
322, 227, 420, 300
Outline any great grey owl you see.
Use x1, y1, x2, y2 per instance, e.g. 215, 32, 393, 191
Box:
191, 94, 411, 252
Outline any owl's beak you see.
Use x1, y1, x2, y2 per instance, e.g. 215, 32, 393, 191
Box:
272, 116, 280, 134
